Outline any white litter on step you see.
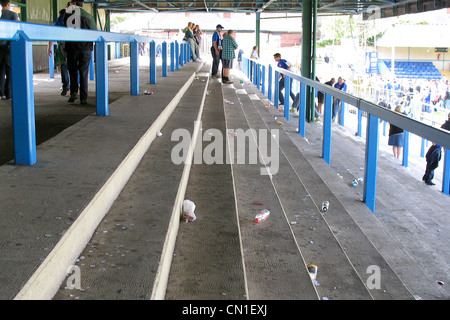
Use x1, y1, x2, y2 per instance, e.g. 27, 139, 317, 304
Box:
182, 200, 196, 222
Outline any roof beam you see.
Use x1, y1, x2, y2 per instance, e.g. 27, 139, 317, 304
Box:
257, 0, 277, 12
133, 0, 158, 12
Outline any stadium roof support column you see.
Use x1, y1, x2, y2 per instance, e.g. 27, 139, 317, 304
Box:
256, 12, 260, 57
301, 0, 313, 122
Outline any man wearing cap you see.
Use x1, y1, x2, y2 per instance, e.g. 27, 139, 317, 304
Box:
211, 24, 223, 78
332, 76, 347, 122
64, 1, 96, 105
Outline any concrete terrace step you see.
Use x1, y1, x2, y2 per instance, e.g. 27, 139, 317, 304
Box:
0, 62, 204, 300
52, 64, 210, 300
222, 82, 319, 300
165, 79, 247, 300
223, 77, 415, 300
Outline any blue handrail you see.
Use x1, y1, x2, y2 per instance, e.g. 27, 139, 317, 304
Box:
0, 20, 193, 166
243, 57, 450, 211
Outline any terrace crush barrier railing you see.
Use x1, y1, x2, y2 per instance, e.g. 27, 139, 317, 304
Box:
0, 19, 194, 166
242, 57, 450, 213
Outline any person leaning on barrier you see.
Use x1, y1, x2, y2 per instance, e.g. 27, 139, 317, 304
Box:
64, 1, 96, 105
0, 0, 20, 101
273, 53, 296, 106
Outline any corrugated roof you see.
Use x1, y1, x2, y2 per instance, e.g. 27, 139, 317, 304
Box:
85, 0, 450, 17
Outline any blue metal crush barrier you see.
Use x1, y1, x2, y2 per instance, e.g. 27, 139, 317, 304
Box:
242, 57, 450, 212
0, 20, 194, 166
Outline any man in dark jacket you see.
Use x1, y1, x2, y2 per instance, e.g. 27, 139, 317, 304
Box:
422, 143, 442, 185
64, 1, 96, 105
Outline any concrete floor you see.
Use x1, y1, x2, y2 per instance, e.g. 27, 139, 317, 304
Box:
0, 58, 448, 300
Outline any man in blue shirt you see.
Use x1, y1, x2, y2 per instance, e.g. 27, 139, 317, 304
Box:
211, 24, 223, 78
273, 53, 295, 105
332, 76, 347, 121
0, 0, 20, 101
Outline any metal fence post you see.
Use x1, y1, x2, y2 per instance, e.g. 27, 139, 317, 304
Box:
284, 75, 291, 121
322, 93, 332, 164
130, 40, 139, 95
274, 71, 280, 108
364, 113, 380, 213
268, 65, 272, 102
95, 37, 109, 116
162, 41, 168, 77
443, 149, 450, 195
402, 130, 410, 167
175, 40, 179, 70
150, 41, 157, 84
10, 31, 37, 165
170, 41, 175, 72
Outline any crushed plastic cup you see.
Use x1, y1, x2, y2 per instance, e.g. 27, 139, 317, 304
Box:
352, 179, 358, 187
182, 200, 196, 222
321, 201, 329, 212
254, 209, 270, 223
307, 264, 318, 280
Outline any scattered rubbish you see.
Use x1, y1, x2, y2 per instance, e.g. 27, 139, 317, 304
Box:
239, 79, 244, 84
252, 202, 264, 205
437, 281, 444, 286
290, 221, 297, 225
357, 177, 364, 182
182, 200, 196, 222
322, 297, 329, 300
156, 131, 163, 137
307, 264, 318, 280
321, 201, 329, 212
265, 104, 270, 108
313, 279, 320, 286
352, 179, 358, 187
254, 209, 270, 223
277, 121, 283, 125
144, 90, 154, 95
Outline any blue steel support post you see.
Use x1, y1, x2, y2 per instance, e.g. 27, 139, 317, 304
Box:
339, 102, 346, 126
49, 43, 54, 79
421, 137, 426, 157
253, 62, 257, 85
187, 43, 191, 62
162, 41, 168, 77
322, 93, 332, 164
89, 50, 94, 81
175, 41, 179, 70
170, 42, 175, 72
95, 38, 109, 116
150, 41, 157, 84
268, 65, 272, 102
274, 71, 280, 108
357, 108, 363, 137
443, 149, 450, 195
261, 65, 266, 95
247, 59, 251, 78
299, 82, 307, 137
130, 40, 139, 95
257, 63, 261, 90
10, 31, 37, 165
284, 75, 290, 121
364, 114, 380, 213
402, 130, 410, 167
180, 43, 184, 67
